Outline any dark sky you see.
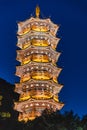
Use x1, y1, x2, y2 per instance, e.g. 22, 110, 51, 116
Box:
0, 0, 87, 117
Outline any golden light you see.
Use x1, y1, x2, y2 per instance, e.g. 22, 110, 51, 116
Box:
14, 6, 64, 122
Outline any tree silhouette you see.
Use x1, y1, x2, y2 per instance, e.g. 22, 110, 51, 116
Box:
0, 78, 87, 130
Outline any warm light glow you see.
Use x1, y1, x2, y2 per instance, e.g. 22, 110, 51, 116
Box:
36, 5, 40, 18
31, 25, 49, 32
21, 56, 31, 65
32, 54, 49, 63
31, 71, 51, 80
19, 95, 31, 101
28, 116, 36, 121
32, 95, 52, 99
31, 39, 49, 47
31, 91, 52, 99
18, 27, 30, 36
14, 6, 64, 122
20, 76, 30, 83
53, 95, 59, 102
53, 77, 58, 83
22, 42, 30, 49
18, 113, 38, 122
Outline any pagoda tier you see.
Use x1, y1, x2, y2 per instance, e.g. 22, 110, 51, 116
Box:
14, 79, 63, 101
14, 99, 64, 121
17, 17, 59, 36
15, 89, 63, 101
15, 79, 63, 95
16, 62, 62, 83
16, 46, 61, 65
17, 31, 60, 50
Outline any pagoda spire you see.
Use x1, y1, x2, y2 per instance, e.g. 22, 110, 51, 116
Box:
35, 5, 40, 18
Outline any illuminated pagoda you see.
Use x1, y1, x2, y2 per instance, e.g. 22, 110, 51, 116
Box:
14, 6, 64, 122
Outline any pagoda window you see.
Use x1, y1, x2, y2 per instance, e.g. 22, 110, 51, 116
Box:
40, 66, 45, 70
31, 67, 34, 70
27, 52, 30, 56
40, 36, 43, 39
35, 66, 38, 69
47, 39, 50, 42
30, 84, 33, 87
24, 53, 26, 56
48, 69, 52, 72
35, 103, 39, 106
22, 85, 26, 90
27, 38, 30, 41
36, 84, 39, 86
45, 68, 49, 71
30, 104, 33, 107
41, 84, 44, 86
26, 68, 29, 71
35, 50, 39, 53
35, 22, 38, 25
49, 58, 51, 62
31, 23, 50, 32
31, 51, 34, 54
26, 85, 29, 88
35, 36, 38, 39
25, 104, 29, 108
45, 52, 48, 55
41, 51, 44, 54
48, 53, 51, 57
46, 84, 49, 87
42, 103, 45, 106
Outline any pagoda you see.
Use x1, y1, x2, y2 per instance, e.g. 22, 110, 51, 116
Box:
14, 6, 64, 122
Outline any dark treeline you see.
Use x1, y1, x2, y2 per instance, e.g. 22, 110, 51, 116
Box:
0, 78, 87, 130
0, 109, 87, 130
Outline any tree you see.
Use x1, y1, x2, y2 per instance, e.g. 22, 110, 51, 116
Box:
81, 115, 87, 130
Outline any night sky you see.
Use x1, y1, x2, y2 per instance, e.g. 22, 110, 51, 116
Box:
0, 0, 87, 117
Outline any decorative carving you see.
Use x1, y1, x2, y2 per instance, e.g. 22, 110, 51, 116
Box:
14, 6, 64, 122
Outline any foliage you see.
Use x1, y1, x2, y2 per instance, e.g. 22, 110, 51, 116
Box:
1, 110, 86, 130
0, 78, 87, 130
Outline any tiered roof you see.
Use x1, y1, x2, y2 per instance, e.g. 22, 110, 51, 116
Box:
14, 6, 64, 122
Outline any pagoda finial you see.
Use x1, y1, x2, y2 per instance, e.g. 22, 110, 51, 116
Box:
35, 5, 40, 18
